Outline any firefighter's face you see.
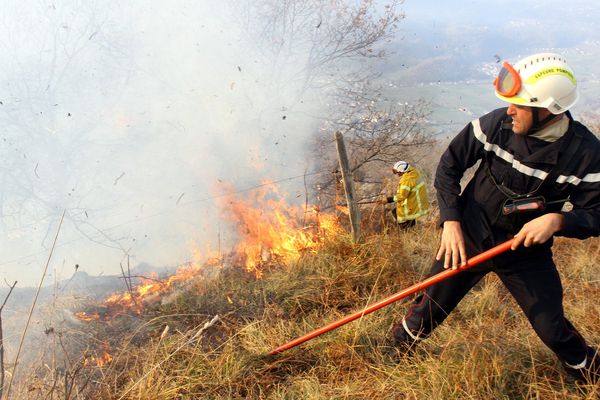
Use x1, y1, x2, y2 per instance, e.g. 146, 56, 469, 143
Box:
506, 104, 533, 135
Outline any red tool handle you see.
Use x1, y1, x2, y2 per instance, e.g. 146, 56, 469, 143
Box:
268, 239, 514, 355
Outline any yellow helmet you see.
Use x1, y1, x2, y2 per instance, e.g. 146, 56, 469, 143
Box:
494, 53, 578, 114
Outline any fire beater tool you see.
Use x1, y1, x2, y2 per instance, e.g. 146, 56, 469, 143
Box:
268, 238, 514, 355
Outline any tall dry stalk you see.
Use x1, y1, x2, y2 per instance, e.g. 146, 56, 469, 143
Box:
5, 211, 65, 399
0, 281, 17, 399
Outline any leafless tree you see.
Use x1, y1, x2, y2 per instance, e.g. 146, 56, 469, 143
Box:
311, 73, 435, 209
234, 0, 427, 210
236, 0, 404, 105
0, 2, 134, 254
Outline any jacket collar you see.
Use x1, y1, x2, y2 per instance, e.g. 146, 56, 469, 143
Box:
529, 114, 569, 142
519, 125, 574, 166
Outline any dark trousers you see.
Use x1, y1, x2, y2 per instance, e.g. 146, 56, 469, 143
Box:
398, 220, 416, 230
391, 209, 417, 230
402, 233, 588, 366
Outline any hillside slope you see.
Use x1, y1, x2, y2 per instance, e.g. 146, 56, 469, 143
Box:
18, 218, 600, 399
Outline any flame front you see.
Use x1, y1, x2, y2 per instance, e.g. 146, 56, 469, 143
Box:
75, 265, 204, 321
220, 181, 342, 276
84, 343, 113, 367
76, 181, 342, 320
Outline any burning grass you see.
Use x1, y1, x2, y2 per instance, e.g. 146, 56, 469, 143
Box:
54, 216, 600, 399
14, 192, 600, 399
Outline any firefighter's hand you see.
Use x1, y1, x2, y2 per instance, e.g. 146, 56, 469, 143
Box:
378, 196, 393, 205
436, 220, 467, 270
511, 213, 565, 250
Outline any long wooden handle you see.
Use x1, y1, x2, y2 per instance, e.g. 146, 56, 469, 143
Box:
268, 239, 514, 355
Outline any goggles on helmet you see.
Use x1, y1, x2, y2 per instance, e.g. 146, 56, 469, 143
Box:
494, 62, 521, 97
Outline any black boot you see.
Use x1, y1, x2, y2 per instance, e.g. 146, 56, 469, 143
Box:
564, 346, 600, 384
390, 320, 420, 354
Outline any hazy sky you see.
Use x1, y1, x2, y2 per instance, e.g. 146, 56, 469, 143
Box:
1, 1, 599, 287
394, 0, 600, 80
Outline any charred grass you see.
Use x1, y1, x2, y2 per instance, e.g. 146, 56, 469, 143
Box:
45, 219, 600, 399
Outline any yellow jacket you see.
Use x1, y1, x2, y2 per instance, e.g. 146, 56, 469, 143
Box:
394, 168, 429, 222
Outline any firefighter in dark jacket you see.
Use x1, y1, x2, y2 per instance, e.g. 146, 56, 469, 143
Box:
392, 52, 600, 382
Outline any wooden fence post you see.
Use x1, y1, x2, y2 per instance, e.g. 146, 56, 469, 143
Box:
335, 131, 362, 243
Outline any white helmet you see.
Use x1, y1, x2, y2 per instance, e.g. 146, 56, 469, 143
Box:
494, 53, 578, 114
392, 160, 410, 173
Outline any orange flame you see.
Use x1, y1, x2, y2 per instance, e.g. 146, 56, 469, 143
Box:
75, 264, 205, 321
218, 181, 342, 276
76, 180, 342, 320
84, 343, 113, 367
335, 205, 350, 215
75, 311, 100, 322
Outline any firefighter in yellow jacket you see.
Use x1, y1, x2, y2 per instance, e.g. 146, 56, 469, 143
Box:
385, 161, 429, 229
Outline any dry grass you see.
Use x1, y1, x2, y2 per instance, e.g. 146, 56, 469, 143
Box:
20, 216, 600, 399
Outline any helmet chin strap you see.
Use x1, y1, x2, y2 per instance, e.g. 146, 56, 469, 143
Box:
530, 108, 557, 133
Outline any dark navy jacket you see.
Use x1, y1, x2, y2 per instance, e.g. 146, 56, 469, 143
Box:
435, 107, 600, 250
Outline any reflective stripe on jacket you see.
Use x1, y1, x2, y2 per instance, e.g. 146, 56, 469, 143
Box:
435, 107, 600, 243
394, 168, 429, 222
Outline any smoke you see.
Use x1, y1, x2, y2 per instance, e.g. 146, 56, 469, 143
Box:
0, 1, 343, 286
3, 0, 599, 287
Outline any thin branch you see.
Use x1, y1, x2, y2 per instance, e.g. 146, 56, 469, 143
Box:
0, 281, 17, 312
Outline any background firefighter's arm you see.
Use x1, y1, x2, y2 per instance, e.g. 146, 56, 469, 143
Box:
391, 178, 412, 205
